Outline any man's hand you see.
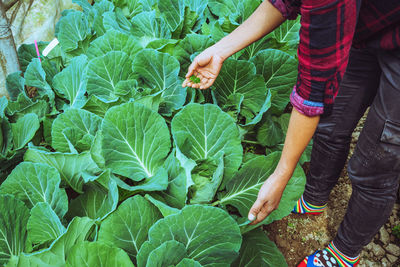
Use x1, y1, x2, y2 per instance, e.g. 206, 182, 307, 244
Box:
248, 173, 287, 225
182, 46, 225, 90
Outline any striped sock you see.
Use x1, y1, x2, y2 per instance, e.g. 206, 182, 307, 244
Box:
325, 241, 360, 267
297, 242, 360, 267
292, 195, 327, 215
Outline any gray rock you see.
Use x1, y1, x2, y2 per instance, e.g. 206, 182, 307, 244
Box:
365, 243, 374, 251
363, 259, 381, 267
371, 243, 385, 258
379, 227, 390, 245
394, 204, 400, 211
390, 216, 395, 225
387, 254, 398, 264
386, 244, 400, 256
381, 257, 390, 267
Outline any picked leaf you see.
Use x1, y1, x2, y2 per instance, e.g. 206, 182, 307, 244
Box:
190, 75, 201, 84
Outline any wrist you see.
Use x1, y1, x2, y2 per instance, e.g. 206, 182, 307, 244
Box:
212, 39, 236, 61
273, 161, 295, 182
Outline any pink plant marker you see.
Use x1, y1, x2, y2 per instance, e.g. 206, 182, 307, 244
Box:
34, 40, 41, 63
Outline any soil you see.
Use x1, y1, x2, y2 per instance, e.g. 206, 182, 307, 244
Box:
264, 114, 400, 267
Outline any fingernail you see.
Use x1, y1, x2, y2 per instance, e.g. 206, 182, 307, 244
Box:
248, 213, 256, 221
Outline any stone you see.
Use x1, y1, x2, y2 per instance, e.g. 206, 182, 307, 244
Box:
387, 254, 398, 264
363, 259, 381, 267
381, 257, 390, 267
371, 243, 385, 258
386, 244, 400, 257
365, 243, 374, 251
390, 216, 395, 225
394, 204, 400, 211
379, 227, 390, 245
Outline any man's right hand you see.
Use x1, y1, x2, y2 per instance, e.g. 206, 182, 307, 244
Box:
182, 46, 225, 90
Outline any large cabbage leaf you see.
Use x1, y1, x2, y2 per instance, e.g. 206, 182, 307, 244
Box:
17, 217, 95, 267
102, 102, 171, 181
57, 11, 91, 52
220, 153, 306, 232
27, 203, 66, 247
132, 49, 186, 115
233, 228, 288, 267
98, 195, 162, 262
212, 58, 269, 124
0, 195, 30, 265
66, 242, 134, 267
171, 103, 242, 185
24, 147, 101, 193
66, 170, 118, 221
86, 51, 136, 102
250, 49, 297, 114
52, 55, 88, 109
51, 109, 102, 153
137, 205, 242, 267
87, 30, 142, 61
131, 11, 171, 47
0, 162, 68, 218
11, 113, 40, 150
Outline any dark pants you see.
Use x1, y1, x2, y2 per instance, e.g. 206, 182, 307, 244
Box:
303, 47, 400, 257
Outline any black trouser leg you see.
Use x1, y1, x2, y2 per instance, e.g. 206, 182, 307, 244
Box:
333, 49, 400, 257
303, 47, 381, 206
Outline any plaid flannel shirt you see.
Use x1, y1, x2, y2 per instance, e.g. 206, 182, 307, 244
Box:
269, 0, 400, 116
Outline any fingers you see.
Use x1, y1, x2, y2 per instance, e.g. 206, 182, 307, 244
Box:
201, 77, 216, 89
252, 205, 274, 225
248, 199, 264, 221
182, 71, 214, 90
248, 199, 276, 225
185, 59, 198, 78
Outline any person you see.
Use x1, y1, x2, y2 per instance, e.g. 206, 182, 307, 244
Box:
182, 0, 400, 266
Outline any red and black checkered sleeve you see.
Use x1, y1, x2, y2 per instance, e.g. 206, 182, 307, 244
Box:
289, 0, 359, 116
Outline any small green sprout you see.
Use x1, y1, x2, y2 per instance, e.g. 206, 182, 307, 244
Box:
190, 75, 201, 84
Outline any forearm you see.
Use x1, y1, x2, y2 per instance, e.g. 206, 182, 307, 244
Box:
274, 108, 320, 182
214, 1, 285, 60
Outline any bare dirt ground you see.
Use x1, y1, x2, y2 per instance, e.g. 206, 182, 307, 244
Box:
264, 115, 400, 267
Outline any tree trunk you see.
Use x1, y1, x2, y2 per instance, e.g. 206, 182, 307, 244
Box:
4, 0, 18, 11
0, 0, 20, 98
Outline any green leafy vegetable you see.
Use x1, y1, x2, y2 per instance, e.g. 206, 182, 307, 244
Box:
190, 75, 201, 83
1, 1, 302, 265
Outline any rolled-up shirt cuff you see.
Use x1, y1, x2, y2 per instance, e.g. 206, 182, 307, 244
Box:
290, 87, 324, 117
268, 0, 299, 20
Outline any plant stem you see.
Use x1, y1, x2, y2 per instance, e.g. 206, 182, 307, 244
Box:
242, 139, 259, 145
211, 201, 220, 207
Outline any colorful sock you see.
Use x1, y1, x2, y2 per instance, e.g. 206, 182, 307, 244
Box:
297, 241, 360, 267
325, 241, 360, 267
292, 195, 327, 215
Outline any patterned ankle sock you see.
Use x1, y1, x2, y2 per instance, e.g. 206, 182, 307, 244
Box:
298, 242, 360, 267
324, 241, 360, 267
292, 195, 327, 215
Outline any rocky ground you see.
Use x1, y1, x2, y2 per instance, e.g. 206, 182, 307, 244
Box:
264, 114, 400, 266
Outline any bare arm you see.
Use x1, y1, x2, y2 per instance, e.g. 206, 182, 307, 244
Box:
276, 108, 319, 184
249, 108, 320, 224
212, 1, 285, 60
183, 1, 285, 89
